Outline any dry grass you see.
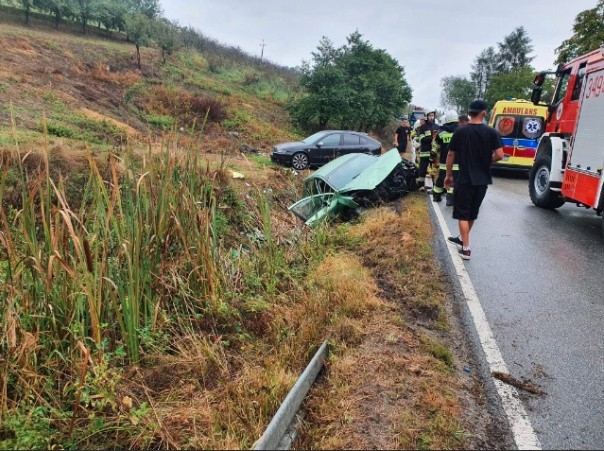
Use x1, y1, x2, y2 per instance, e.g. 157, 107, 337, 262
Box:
0, 17, 498, 451
293, 196, 482, 450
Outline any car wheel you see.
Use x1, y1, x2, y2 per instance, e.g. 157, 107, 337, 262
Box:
291, 152, 309, 170
529, 153, 565, 209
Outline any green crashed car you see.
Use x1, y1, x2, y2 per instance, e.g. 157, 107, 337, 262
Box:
288, 148, 418, 226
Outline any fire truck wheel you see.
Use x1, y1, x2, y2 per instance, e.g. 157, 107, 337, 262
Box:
529, 153, 565, 209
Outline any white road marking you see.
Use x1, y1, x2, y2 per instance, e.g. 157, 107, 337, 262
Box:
431, 199, 542, 450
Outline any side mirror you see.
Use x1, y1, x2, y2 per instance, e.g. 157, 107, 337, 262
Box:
533, 72, 546, 87
316, 141, 323, 148
531, 86, 543, 105
555, 63, 565, 77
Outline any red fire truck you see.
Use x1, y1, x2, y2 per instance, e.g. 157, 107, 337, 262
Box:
529, 46, 604, 234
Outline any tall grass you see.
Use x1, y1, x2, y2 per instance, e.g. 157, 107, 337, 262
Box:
0, 123, 231, 416
0, 114, 335, 448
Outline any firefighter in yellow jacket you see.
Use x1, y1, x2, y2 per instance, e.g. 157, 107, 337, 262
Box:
431, 111, 462, 205
414, 111, 439, 191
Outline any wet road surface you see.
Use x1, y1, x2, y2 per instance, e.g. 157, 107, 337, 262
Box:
434, 170, 604, 450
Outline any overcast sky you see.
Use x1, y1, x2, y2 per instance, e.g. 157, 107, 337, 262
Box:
160, 0, 597, 110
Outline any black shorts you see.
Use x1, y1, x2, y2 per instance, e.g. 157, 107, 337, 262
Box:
452, 184, 488, 221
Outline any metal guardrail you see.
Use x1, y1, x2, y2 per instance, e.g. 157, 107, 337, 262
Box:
252, 341, 329, 450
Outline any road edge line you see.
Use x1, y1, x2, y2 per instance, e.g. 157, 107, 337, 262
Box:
431, 199, 542, 450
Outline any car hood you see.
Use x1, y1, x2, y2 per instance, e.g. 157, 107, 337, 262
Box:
274, 141, 306, 152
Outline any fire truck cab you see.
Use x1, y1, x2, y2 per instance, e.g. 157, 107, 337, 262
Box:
529, 46, 604, 234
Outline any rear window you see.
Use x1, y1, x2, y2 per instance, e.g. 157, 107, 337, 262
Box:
493, 115, 544, 140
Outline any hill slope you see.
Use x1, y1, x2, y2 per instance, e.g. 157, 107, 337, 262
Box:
0, 18, 510, 450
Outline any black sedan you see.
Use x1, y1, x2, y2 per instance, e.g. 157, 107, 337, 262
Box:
270, 130, 382, 170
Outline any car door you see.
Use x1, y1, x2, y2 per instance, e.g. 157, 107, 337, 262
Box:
341, 133, 362, 156
314, 133, 342, 164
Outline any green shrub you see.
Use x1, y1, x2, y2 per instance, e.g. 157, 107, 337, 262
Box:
46, 123, 75, 138
144, 114, 175, 130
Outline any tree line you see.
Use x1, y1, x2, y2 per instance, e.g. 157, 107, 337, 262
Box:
440, 1, 604, 113
0, 0, 299, 81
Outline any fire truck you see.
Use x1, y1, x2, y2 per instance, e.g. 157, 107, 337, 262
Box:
529, 46, 604, 234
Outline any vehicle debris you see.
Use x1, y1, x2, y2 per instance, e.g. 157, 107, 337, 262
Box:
492, 371, 546, 396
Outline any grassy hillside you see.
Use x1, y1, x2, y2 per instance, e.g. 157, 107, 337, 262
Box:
0, 17, 506, 451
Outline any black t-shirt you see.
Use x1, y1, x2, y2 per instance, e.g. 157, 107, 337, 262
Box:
449, 123, 503, 186
395, 125, 411, 150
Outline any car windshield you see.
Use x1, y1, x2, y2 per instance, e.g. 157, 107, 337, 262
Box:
302, 131, 328, 144
303, 154, 375, 196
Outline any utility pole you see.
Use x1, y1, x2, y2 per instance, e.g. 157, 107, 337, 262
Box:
260, 39, 266, 61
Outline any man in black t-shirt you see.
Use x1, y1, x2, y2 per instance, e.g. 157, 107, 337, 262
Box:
444, 100, 504, 261
394, 118, 412, 156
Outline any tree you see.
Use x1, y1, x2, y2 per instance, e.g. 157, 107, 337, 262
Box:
20, 0, 32, 24
555, 0, 604, 64
289, 31, 411, 132
440, 76, 476, 113
496, 26, 534, 73
289, 37, 348, 129
470, 47, 497, 99
484, 66, 535, 107
310, 36, 340, 68
73, 0, 98, 33
34, 0, 71, 29
96, 0, 129, 32
153, 18, 179, 63
124, 12, 151, 69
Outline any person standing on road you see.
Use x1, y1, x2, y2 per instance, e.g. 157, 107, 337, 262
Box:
394, 118, 412, 159
431, 111, 459, 204
415, 111, 439, 191
444, 100, 504, 260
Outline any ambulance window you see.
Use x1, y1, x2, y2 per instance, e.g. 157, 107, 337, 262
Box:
571, 63, 587, 101
521, 117, 544, 139
553, 69, 572, 105
494, 116, 516, 137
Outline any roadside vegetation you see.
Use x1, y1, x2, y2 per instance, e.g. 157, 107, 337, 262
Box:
0, 7, 503, 450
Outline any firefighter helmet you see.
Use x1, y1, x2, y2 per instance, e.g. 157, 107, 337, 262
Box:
443, 111, 458, 123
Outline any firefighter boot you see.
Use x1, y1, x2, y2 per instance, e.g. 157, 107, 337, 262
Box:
446, 193, 454, 206
433, 192, 442, 202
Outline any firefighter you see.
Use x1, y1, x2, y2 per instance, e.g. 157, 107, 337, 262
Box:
415, 111, 439, 191
409, 114, 425, 165
431, 111, 460, 205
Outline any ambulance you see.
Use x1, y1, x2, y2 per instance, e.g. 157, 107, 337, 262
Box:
488, 98, 548, 169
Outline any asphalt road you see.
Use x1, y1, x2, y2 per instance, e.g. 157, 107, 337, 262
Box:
434, 170, 604, 450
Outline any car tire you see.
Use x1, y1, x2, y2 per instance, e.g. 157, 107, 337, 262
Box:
291, 152, 309, 170
529, 153, 565, 209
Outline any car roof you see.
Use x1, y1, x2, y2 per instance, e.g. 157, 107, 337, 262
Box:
320, 130, 370, 136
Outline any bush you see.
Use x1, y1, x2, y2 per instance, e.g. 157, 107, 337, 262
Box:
144, 114, 175, 130
46, 123, 75, 138
140, 85, 227, 129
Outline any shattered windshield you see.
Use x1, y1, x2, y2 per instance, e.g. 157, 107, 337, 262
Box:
303, 153, 375, 196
